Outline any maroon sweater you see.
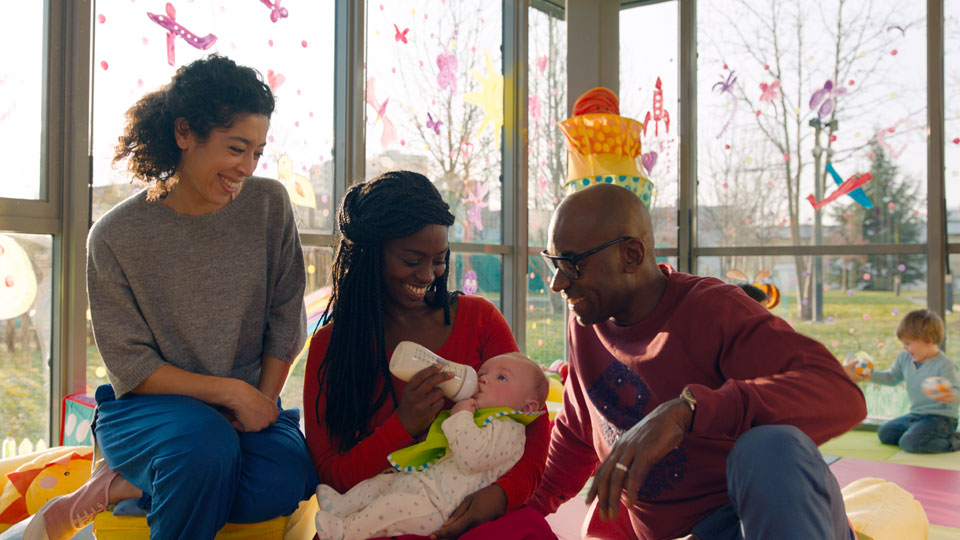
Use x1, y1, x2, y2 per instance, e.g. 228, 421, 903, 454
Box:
530, 265, 866, 540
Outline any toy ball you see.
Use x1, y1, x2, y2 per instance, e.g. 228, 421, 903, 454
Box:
921, 376, 953, 399
846, 351, 874, 377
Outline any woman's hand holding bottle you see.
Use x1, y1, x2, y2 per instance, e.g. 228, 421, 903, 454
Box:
396, 364, 452, 437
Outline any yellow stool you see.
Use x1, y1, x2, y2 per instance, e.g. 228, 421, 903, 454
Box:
93, 513, 289, 540
91, 495, 319, 540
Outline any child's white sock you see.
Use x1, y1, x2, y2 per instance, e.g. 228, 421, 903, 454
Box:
316, 484, 344, 517
315, 509, 344, 540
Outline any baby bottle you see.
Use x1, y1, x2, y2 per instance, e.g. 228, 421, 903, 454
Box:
389, 341, 478, 401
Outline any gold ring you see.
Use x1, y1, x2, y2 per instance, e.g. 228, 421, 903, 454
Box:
614, 462, 628, 472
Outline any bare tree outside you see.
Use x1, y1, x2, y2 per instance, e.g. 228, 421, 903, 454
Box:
699, 0, 927, 320
365, 1, 502, 245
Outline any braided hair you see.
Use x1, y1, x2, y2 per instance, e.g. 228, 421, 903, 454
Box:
319, 170, 457, 452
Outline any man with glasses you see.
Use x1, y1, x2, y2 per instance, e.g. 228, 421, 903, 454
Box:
528, 184, 866, 540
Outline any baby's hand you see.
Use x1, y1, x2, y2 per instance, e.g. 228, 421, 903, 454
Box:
451, 397, 478, 415
931, 387, 956, 403
843, 360, 871, 382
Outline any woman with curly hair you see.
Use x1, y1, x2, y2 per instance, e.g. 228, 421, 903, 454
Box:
303, 170, 553, 539
25, 54, 317, 540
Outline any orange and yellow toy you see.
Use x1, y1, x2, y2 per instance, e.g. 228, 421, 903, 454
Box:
0, 447, 93, 532
557, 87, 654, 208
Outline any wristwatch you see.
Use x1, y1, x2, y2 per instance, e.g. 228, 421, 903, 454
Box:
679, 386, 697, 432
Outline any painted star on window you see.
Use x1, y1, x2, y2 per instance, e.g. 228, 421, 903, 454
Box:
464, 49, 503, 146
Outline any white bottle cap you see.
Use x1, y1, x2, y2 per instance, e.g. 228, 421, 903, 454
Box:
451, 367, 478, 402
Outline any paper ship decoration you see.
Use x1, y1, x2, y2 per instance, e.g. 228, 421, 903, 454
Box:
557, 87, 653, 208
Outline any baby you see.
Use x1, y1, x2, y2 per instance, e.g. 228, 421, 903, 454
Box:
315, 352, 549, 540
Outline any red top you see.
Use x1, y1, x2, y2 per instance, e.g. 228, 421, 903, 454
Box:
529, 265, 866, 539
303, 294, 550, 511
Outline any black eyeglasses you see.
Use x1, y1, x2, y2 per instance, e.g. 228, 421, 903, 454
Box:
540, 236, 632, 281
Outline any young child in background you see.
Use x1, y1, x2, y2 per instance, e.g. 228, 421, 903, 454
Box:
314, 352, 549, 540
845, 309, 960, 453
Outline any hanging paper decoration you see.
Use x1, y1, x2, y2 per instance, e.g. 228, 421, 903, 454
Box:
825, 163, 873, 209
807, 170, 873, 210
146, 3, 217, 67
259, 0, 289, 23
556, 87, 653, 208
712, 70, 737, 139
642, 77, 670, 136
463, 49, 503, 145
277, 155, 315, 209
0, 235, 38, 320
809, 79, 846, 119
365, 77, 398, 148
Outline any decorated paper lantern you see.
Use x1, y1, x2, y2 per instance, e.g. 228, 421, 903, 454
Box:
557, 88, 654, 208
921, 376, 953, 400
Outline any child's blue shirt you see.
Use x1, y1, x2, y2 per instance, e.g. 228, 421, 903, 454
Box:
871, 350, 960, 418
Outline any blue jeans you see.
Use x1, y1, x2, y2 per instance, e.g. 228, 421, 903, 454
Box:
690, 425, 854, 540
877, 413, 959, 453
93, 384, 318, 540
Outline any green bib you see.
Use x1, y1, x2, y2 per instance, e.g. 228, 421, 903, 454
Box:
387, 407, 544, 472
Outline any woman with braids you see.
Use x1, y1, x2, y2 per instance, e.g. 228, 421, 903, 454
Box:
303, 170, 553, 539
24, 55, 317, 540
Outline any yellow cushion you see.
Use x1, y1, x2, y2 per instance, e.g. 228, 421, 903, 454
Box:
93, 513, 288, 540
841, 477, 929, 540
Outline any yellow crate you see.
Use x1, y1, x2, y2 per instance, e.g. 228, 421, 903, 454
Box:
93, 512, 288, 540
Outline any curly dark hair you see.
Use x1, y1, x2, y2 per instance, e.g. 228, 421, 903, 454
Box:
112, 54, 275, 190
319, 170, 457, 452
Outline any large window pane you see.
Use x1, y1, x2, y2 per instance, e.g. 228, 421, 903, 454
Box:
527, 257, 564, 366
87, 1, 337, 404
699, 252, 926, 419
365, 1, 503, 244
528, 5, 567, 247
281, 246, 334, 412
527, 4, 567, 367
948, 253, 959, 356
451, 252, 502, 310
697, 0, 927, 248
91, 1, 336, 225
0, 234, 52, 452
947, 1, 960, 214
0, 2, 44, 200
620, 1, 679, 249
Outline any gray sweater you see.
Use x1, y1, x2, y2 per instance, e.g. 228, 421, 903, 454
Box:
87, 177, 307, 397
